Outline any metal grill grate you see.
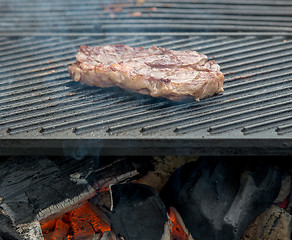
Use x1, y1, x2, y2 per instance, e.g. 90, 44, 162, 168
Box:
1, 35, 292, 155
1, 0, 292, 35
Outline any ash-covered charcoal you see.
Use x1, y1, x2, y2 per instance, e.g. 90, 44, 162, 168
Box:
135, 156, 198, 193
242, 205, 292, 240
16, 222, 44, 240
161, 157, 282, 240
109, 183, 170, 240
100, 231, 112, 240
0, 157, 96, 225
68, 44, 224, 101
87, 157, 153, 192
0, 156, 150, 229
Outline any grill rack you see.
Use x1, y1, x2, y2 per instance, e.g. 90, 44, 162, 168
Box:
2, 0, 292, 35
1, 0, 292, 155
1, 35, 292, 155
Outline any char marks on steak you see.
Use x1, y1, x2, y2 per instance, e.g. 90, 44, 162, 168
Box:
68, 44, 224, 100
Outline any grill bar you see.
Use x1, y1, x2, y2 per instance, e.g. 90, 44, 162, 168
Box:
102, 24, 292, 33
276, 124, 292, 135
5, 19, 292, 28
242, 116, 292, 135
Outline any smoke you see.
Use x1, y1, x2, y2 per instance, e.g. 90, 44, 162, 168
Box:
62, 139, 101, 160
0, 0, 102, 35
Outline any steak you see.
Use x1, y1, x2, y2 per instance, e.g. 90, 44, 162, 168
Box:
68, 44, 224, 101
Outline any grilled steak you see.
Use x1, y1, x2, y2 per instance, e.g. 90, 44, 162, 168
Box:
68, 44, 224, 100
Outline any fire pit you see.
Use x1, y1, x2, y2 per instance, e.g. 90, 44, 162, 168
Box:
1, 156, 291, 240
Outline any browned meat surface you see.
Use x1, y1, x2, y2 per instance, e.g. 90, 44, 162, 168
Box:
68, 44, 224, 101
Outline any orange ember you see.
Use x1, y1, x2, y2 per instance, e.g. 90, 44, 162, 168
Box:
41, 201, 110, 240
42, 219, 57, 234
71, 202, 110, 236
168, 207, 190, 240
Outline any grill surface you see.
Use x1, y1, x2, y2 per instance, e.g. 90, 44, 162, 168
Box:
1, 0, 292, 155
1, 0, 292, 35
1, 35, 292, 155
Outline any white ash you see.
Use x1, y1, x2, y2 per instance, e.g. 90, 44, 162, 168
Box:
16, 222, 44, 240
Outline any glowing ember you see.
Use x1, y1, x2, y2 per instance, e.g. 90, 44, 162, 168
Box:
71, 202, 110, 239
168, 207, 192, 240
42, 219, 57, 234
53, 219, 70, 239
41, 202, 110, 240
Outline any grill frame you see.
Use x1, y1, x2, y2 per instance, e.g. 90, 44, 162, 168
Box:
2, 137, 292, 156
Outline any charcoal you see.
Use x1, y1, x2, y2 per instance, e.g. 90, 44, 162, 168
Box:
89, 157, 153, 224
0, 156, 96, 225
0, 156, 150, 226
242, 205, 292, 240
16, 222, 44, 240
89, 191, 111, 225
100, 231, 112, 240
161, 157, 282, 240
110, 183, 170, 240
87, 157, 152, 191
50, 219, 70, 240
0, 213, 21, 240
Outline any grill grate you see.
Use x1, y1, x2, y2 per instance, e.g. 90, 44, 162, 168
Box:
2, 0, 292, 35
1, 35, 292, 155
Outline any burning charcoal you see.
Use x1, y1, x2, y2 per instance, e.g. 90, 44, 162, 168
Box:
51, 219, 70, 240
0, 156, 152, 230
168, 207, 193, 240
89, 191, 111, 225
110, 183, 170, 240
42, 232, 54, 240
41, 219, 56, 235
161, 157, 282, 240
71, 214, 97, 239
43, 219, 70, 240
71, 202, 110, 240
